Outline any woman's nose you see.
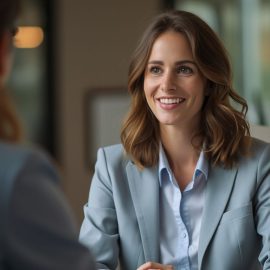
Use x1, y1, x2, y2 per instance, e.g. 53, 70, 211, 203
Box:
161, 71, 176, 92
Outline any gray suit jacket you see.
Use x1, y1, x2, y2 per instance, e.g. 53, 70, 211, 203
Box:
0, 142, 96, 270
80, 138, 270, 270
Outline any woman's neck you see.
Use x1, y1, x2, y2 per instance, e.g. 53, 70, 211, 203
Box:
160, 125, 202, 190
161, 124, 201, 158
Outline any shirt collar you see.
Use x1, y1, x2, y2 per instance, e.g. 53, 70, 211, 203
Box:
158, 144, 209, 187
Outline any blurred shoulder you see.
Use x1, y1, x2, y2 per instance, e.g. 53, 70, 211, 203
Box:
0, 141, 59, 185
0, 141, 53, 162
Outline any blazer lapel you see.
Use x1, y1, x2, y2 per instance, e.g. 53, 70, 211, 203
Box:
126, 162, 160, 262
198, 164, 238, 269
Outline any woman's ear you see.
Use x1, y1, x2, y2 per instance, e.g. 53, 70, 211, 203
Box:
0, 32, 12, 79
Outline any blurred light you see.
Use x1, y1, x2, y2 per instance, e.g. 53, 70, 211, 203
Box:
14, 26, 44, 49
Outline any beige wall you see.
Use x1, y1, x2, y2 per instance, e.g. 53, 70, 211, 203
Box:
56, 0, 161, 223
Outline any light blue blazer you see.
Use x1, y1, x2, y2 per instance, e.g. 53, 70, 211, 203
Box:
80, 138, 270, 270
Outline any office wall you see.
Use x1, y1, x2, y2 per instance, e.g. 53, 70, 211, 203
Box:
56, 0, 161, 223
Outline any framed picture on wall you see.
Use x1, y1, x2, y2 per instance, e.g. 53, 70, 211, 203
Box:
84, 87, 130, 170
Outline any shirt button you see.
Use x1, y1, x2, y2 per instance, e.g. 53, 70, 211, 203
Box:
182, 232, 187, 238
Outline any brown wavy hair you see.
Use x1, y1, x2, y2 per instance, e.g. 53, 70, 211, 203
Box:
0, 0, 23, 142
121, 10, 251, 169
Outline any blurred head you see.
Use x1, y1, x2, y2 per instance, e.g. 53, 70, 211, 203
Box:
121, 10, 250, 169
0, 0, 22, 142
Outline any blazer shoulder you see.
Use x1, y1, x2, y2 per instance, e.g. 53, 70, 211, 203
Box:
250, 137, 270, 156
239, 137, 270, 170
97, 144, 130, 171
103, 143, 124, 154
101, 144, 126, 161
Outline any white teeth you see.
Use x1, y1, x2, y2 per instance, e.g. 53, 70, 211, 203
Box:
159, 98, 184, 104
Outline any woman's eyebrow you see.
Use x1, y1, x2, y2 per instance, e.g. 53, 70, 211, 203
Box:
147, 60, 196, 65
147, 60, 163, 65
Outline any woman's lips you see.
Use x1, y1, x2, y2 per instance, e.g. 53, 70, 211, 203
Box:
157, 97, 186, 110
159, 97, 185, 104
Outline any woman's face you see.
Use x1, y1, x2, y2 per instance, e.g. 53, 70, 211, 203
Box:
143, 30, 206, 131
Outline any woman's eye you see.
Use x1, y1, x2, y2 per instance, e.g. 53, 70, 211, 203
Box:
177, 66, 193, 75
150, 66, 161, 74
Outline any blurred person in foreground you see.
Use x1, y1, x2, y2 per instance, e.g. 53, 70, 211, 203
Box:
0, 0, 96, 269
79, 10, 270, 270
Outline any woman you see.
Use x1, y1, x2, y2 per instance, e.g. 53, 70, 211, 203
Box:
0, 1, 96, 269
80, 10, 270, 270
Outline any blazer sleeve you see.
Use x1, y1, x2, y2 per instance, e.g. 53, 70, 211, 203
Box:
80, 148, 119, 270
3, 150, 96, 270
255, 143, 270, 269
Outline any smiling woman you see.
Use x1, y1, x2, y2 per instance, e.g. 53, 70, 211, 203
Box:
121, 11, 249, 170
79, 10, 270, 270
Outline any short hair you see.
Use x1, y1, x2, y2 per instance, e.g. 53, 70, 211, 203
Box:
121, 10, 250, 169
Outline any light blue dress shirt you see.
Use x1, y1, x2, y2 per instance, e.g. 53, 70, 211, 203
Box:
159, 146, 208, 270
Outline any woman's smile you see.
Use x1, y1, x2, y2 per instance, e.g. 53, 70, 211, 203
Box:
157, 96, 186, 110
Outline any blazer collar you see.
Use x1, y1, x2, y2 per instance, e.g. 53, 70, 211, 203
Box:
126, 161, 160, 262
198, 164, 238, 269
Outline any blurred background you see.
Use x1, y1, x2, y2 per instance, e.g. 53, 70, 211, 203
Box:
8, 0, 270, 223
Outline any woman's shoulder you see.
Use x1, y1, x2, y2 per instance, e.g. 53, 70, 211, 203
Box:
99, 144, 125, 157
250, 137, 270, 154
97, 143, 130, 169
240, 137, 270, 166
